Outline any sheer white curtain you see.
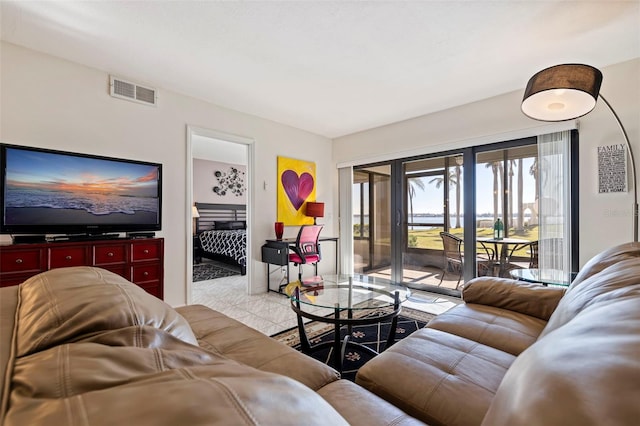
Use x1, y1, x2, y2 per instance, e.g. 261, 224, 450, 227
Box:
537, 130, 572, 273
338, 166, 353, 274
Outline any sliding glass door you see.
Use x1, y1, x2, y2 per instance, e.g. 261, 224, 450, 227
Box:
353, 166, 391, 274
401, 155, 465, 289
475, 143, 539, 277
351, 133, 577, 295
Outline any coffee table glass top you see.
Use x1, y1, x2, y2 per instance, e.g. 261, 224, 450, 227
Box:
284, 274, 410, 310
510, 268, 576, 287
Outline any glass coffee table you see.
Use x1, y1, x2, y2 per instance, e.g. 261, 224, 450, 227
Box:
510, 268, 577, 287
284, 275, 410, 373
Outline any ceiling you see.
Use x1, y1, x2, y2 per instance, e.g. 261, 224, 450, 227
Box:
192, 134, 247, 165
1, 1, 638, 139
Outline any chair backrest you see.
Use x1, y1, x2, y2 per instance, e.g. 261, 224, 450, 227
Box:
440, 232, 462, 261
295, 225, 323, 257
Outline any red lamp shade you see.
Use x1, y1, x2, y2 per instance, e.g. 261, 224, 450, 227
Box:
305, 202, 324, 224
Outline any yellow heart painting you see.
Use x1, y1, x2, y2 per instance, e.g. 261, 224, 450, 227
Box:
277, 156, 316, 225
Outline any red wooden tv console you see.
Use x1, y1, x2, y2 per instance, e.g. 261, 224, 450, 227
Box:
0, 237, 164, 299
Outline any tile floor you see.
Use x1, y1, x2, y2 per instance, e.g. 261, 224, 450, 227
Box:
191, 274, 461, 336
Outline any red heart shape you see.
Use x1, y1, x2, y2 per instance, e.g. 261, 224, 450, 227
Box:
281, 170, 314, 211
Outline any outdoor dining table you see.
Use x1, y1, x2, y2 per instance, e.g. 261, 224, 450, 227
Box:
477, 237, 533, 277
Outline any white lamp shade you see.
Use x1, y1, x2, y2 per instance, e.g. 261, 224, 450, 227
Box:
192, 206, 200, 218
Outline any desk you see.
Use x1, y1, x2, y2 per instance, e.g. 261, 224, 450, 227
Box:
262, 236, 339, 292
477, 237, 532, 277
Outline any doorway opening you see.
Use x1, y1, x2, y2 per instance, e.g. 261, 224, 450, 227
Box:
186, 126, 253, 304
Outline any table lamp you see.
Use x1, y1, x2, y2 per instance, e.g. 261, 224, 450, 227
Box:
305, 201, 324, 225
521, 63, 638, 242
192, 205, 200, 235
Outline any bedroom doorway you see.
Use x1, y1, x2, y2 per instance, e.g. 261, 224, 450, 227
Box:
186, 126, 254, 304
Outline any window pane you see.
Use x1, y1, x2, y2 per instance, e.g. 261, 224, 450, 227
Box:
476, 145, 539, 277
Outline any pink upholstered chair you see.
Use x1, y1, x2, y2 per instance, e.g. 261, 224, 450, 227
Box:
289, 225, 323, 283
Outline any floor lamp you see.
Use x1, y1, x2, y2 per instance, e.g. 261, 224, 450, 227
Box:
521, 63, 638, 242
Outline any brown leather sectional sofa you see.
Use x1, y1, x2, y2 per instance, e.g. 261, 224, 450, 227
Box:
2, 242, 638, 425
0, 266, 424, 425
356, 242, 640, 425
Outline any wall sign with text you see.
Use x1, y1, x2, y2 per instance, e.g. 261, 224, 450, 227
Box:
598, 144, 628, 193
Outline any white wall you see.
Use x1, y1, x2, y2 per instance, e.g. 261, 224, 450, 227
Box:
333, 58, 640, 266
0, 42, 336, 305
193, 158, 247, 204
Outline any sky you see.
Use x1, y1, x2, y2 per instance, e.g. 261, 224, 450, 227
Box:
354, 157, 537, 216
5, 147, 159, 198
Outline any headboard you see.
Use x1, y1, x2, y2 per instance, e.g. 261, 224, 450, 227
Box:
195, 203, 246, 233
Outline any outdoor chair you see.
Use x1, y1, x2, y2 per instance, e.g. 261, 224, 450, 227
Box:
289, 224, 323, 283
439, 232, 495, 289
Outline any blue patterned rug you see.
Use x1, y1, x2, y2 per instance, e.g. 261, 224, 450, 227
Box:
271, 308, 434, 381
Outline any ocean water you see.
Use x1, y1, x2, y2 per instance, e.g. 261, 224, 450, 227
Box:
6, 189, 158, 215
354, 214, 532, 226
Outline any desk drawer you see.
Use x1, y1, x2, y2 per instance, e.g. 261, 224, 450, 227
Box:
262, 245, 289, 265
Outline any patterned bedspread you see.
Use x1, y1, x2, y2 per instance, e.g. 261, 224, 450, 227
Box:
199, 229, 246, 268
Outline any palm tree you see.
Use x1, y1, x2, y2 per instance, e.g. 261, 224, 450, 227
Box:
517, 158, 524, 231
407, 178, 425, 230
454, 164, 462, 228
529, 158, 539, 202
428, 170, 458, 228
486, 162, 503, 222
529, 158, 540, 225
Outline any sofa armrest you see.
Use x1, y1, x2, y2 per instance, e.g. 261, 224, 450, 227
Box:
462, 277, 565, 321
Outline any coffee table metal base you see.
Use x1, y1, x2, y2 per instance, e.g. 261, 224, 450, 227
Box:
290, 287, 401, 373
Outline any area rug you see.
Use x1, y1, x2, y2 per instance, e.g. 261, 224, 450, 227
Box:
193, 261, 240, 282
271, 307, 435, 381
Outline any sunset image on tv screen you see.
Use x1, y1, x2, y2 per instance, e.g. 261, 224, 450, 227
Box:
4, 148, 160, 226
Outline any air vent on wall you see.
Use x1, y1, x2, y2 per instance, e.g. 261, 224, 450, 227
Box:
109, 76, 157, 106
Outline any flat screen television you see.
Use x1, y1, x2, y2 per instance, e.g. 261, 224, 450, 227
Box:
0, 143, 162, 237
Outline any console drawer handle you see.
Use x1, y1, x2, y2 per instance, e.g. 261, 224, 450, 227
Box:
143, 249, 149, 254
15, 258, 23, 264
107, 252, 114, 257
65, 255, 72, 260
143, 271, 149, 276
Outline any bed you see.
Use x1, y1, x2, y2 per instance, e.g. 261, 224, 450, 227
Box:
195, 203, 247, 275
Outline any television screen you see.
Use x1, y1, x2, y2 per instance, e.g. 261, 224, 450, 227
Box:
1, 144, 162, 236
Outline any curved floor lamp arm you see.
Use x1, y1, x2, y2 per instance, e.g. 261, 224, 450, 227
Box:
599, 94, 639, 242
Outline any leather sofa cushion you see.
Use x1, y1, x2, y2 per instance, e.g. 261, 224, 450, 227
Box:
3, 267, 352, 426
356, 327, 516, 426
462, 277, 565, 321
0, 286, 19, 407
15, 267, 197, 357
483, 284, 640, 425
541, 257, 640, 339
318, 379, 427, 426
570, 241, 640, 286
7, 335, 349, 426
177, 304, 340, 391
427, 303, 547, 356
